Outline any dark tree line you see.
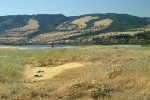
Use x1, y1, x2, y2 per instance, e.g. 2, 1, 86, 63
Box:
92, 31, 150, 45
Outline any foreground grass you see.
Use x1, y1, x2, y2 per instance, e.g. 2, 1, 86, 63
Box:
0, 45, 150, 100
0, 47, 92, 82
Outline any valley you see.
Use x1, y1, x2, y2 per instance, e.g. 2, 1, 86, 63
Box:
0, 13, 150, 100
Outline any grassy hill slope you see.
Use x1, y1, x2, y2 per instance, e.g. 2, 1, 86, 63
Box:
0, 13, 150, 45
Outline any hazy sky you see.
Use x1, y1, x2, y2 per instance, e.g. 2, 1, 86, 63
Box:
0, 0, 150, 17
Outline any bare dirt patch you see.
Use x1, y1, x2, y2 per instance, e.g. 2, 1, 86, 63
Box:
24, 62, 84, 82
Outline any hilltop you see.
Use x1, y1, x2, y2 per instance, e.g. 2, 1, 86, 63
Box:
0, 13, 150, 45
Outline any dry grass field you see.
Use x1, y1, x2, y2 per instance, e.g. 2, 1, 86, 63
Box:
0, 45, 150, 100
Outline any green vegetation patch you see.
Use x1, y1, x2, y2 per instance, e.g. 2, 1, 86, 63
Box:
0, 15, 33, 33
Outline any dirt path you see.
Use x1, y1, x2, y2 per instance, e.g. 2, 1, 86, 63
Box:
24, 62, 84, 82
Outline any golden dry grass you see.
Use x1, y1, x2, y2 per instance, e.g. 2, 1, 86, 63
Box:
72, 16, 98, 29
0, 45, 150, 100
97, 31, 141, 37
6, 19, 39, 35
96, 24, 150, 38
94, 19, 113, 27
57, 16, 99, 31
0, 19, 39, 43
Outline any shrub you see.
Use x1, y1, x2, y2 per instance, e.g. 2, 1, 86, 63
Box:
90, 84, 112, 100
107, 65, 123, 79
67, 90, 84, 100
64, 82, 112, 99
29, 90, 48, 98
142, 40, 150, 47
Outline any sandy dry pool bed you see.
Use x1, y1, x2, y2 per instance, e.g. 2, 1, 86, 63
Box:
24, 62, 84, 82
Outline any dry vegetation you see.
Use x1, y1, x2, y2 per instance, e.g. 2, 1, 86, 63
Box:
72, 16, 98, 29
94, 25, 150, 38
0, 45, 150, 100
94, 19, 113, 27
5, 19, 39, 36
0, 19, 39, 43
7, 19, 39, 32
97, 31, 141, 37
56, 16, 99, 31
31, 18, 114, 44
30, 31, 73, 43
30, 30, 92, 44
31, 19, 150, 44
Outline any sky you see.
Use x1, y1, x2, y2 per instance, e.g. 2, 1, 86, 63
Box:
0, 0, 150, 17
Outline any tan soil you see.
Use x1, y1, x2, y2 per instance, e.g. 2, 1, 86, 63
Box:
24, 62, 84, 82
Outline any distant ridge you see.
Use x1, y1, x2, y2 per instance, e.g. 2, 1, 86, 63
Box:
0, 13, 150, 45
